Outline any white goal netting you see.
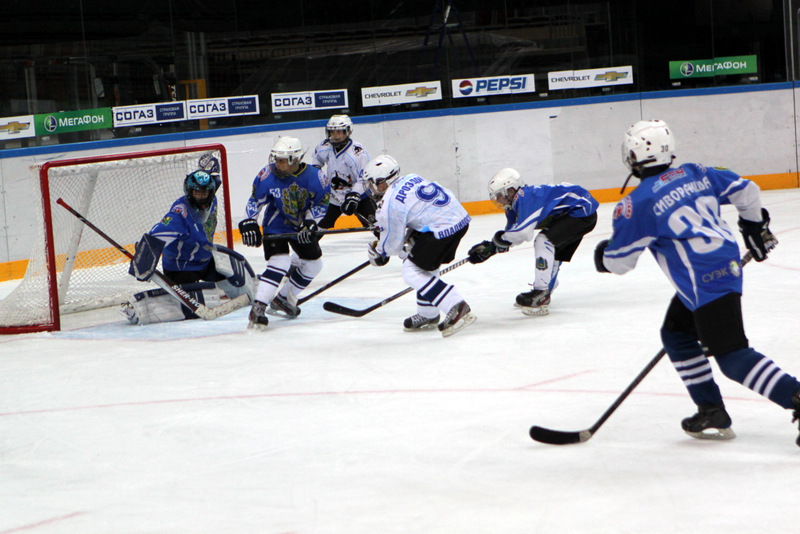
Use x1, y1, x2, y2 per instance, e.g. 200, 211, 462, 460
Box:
0, 144, 232, 333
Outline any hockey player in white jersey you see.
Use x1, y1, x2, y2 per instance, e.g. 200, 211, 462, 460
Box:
363, 154, 475, 337
311, 115, 375, 230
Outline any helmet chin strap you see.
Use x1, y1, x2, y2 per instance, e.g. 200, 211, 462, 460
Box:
619, 172, 634, 195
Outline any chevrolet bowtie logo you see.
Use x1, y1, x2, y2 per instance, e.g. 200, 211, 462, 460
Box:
406, 86, 437, 98
595, 71, 628, 82
0, 120, 31, 134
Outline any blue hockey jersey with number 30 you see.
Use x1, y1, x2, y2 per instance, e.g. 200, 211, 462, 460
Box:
603, 163, 763, 311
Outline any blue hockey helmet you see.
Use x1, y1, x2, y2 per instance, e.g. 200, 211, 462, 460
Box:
184, 170, 217, 210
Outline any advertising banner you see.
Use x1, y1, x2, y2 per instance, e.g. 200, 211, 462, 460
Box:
113, 102, 186, 127
270, 90, 348, 113
187, 96, 260, 119
452, 74, 536, 98
669, 55, 757, 79
548, 66, 634, 90
35, 108, 113, 135
361, 81, 442, 107
0, 115, 35, 140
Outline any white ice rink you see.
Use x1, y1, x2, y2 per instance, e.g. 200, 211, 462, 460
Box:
2, 189, 800, 533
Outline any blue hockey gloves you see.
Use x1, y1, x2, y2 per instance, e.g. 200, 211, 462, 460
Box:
128, 233, 165, 282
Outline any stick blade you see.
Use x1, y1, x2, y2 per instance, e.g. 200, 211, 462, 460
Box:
322, 301, 370, 317
529, 425, 592, 445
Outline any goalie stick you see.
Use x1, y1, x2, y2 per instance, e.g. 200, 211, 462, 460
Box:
262, 226, 374, 241
322, 257, 470, 317
297, 260, 370, 305
56, 198, 250, 321
529, 234, 776, 445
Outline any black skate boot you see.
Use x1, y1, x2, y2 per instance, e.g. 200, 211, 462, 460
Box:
403, 314, 439, 332
792, 390, 800, 447
248, 300, 269, 330
681, 402, 735, 440
269, 293, 301, 318
515, 289, 551, 316
437, 301, 476, 337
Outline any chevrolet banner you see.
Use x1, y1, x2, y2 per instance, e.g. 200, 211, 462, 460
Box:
548, 66, 634, 90
0, 115, 35, 140
361, 81, 442, 107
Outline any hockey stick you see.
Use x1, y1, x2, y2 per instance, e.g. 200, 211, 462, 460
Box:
297, 260, 370, 305
529, 236, 777, 445
263, 226, 374, 241
56, 198, 250, 320
322, 257, 471, 317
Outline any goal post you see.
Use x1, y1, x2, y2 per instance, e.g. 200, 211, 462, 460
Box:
0, 144, 233, 334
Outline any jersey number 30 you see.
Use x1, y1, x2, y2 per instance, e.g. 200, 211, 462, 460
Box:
668, 196, 734, 254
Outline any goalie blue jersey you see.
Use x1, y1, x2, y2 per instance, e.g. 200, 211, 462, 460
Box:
149, 197, 218, 272
245, 162, 330, 234
603, 163, 763, 310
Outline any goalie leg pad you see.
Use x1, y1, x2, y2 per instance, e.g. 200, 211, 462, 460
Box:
212, 245, 256, 300
125, 282, 221, 325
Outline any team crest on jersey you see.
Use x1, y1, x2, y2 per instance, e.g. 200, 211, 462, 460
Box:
651, 167, 686, 192
161, 215, 173, 226
536, 257, 548, 271
171, 204, 187, 218
281, 183, 309, 219
613, 196, 633, 219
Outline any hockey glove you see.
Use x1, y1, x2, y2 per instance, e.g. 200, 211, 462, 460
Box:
296, 220, 319, 244
367, 241, 390, 267
467, 241, 496, 264
128, 233, 165, 282
594, 239, 611, 273
738, 208, 771, 262
492, 231, 512, 253
238, 218, 262, 247
341, 192, 361, 216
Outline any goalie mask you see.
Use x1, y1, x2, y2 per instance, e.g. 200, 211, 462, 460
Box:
362, 154, 400, 199
622, 120, 675, 176
488, 168, 523, 210
184, 170, 217, 210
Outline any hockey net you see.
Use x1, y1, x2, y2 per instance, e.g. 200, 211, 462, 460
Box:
0, 144, 233, 334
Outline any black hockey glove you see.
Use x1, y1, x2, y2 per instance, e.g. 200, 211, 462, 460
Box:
128, 233, 165, 282
594, 239, 611, 273
341, 192, 361, 216
238, 218, 262, 247
367, 241, 390, 267
467, 241, 496, 264
492, 231, 512, 253
738, 208, 771, 262
296, 220, 319, 244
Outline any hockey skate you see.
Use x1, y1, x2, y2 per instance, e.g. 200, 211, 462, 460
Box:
403, 314, 439, 332
792, 390, 800, 447
681, 402, 736, 440
268, 293, 301, 319
516, 289, 551, 317
248, 300, 269, 330
438, 301, 476, 337
120, 302, 139, 325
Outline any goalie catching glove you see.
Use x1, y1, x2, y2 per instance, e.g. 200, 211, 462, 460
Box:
738, 208, 771, 262
367, 241, 389, 267
341, 192, 361, 216
128, 233, 166, 282
239, 218, 262, 247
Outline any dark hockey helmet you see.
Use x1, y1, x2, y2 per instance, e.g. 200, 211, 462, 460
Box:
184, 170, 217, 210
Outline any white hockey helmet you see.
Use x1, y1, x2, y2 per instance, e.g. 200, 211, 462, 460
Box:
362, 154, 400, 199
488, 168, 523, 210
621, 120, 675, 173
326, 114, 353, 137
269, 136, 305, 166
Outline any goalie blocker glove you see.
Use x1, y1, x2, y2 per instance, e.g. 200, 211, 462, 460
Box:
128, 233, 165, 282
296, 220, 318, 244
341, 192, 361, 216
238, 218, 262, 247
738, 207, 771, 262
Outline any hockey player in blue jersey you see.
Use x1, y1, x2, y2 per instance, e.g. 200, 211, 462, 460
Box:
467, 168, 598, 316
311, 115, 375, 230
595, 119, 800, 445
125, 165, 255, 325
363, 154, 475, 337
238, 136, 331, 329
